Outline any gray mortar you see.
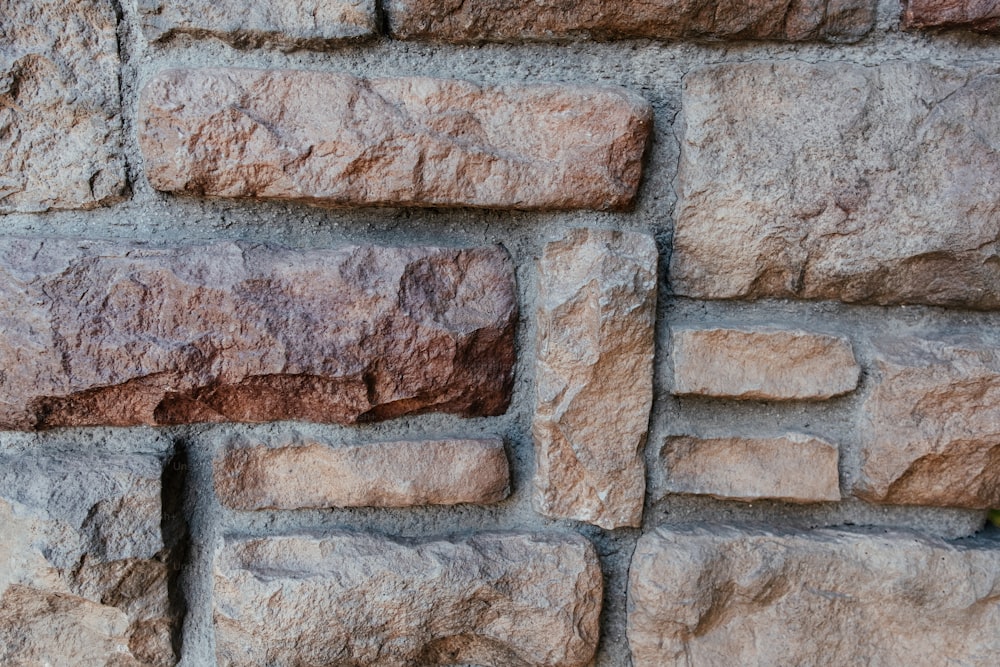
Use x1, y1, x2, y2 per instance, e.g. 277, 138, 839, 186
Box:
3, 0, 1000, 665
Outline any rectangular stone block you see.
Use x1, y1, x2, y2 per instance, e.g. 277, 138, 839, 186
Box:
857, 334, 1000, 509
532, 229, 657, 529
139, 0, 377, 48
0, 0, 126, 213
138, 68, 652, 211
628, 525, 1000, 666
671, 326, 859, 400
672, 61, 1000, 309
0, 238, 515, 429
0, 452, 176, 666
661, 434, 841, 503
215, 437, 510, 509
386, 0, 874, 43
903, 0, 1000, 32
214, 531, 602, 666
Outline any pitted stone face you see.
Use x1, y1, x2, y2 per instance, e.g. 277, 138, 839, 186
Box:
0, 239, 516, 429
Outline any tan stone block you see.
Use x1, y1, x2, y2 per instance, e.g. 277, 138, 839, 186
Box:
215, 531, 602, 666
139, 0, 377, 48
628, 525, 1000, 666
857, 334, 1000, 508
0, 0, 125, 213
532, 228, 657, 529
215, 438, 510, 509
662, 433, 841, 503
139, 68, 651, 211
672, 61, 1000, 308
671, 327, 859, 400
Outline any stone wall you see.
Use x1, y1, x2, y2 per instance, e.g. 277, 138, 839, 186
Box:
2, 0, 1000, 664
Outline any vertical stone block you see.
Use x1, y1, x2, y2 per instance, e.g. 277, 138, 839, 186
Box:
533, 228, 657, 528
0, 0, 126, 213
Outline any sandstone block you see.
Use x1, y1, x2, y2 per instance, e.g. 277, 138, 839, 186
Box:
139, 68, 651, 211
661, 434, 841, 503
532, 229, 657, 529
856, 334, 1000, 508
214, 531, 602, 666
0, 0, 126, 213
903, 0, 1000, 32
139, 0, 377, 48
671, 327, 859, 400
0, 238, 515, 429
386, 0, 874, 43
215, 437, 510, 509
672, 61, 1000, 309
0, 452, 175, 666
628, 525, 1000, 666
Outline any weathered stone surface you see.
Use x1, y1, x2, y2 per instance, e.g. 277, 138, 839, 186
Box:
532, 229, 657, 529
386, 0, 874, 43
0, 453, 175, 666
671, 326, 860, 400
903, 0, 1000, 32
0, 238, 515, 429
857, 334, 1000, 508
672, 61, 1000, 309
661, 434, 841, 503
214, 531, 602, 666
0, 0, 126, 213
139, 0, 377, 49
138, 68, 651, 211
215, 437, 510, 509
628, 525, 1000, 666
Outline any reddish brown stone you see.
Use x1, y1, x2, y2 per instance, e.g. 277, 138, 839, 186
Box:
215, 438, 510, 509
902, 0, 1000, 32
0, 238, 515, 429
385, 0, 874, 43
138, 68, 651, 211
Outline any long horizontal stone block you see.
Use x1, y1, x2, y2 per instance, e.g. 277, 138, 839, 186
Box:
215, 437, 510, 509
902, 0, 1000, 32
139, 0, 377, 48
672, 61, 1000, 309
857, 334, 1000, 508
670, 326, 859, 400
661, 433, 841, 503
533, 229, 658, 529
628, 525, 1000, 666
214, 531, 602, 666
386, 0, 874, 43
0, 0, 126, 213
0, 451, 175, 665
0, 238, 516, 429
139, 68, 652, 211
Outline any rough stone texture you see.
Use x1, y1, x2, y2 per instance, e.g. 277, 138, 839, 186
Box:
0, 238, 515, 430
386, 0, 874, 43
532, 229, 657, 529
138, 68, 652, 211
856, 334, 1000, 509
0, 0, 126, 213
672, 61, 1000, 309
214, 531, 602, 667
0, 453, 175, 666
671, 326, 860, 400
215, 437, 510, 509
628, 525, 1000, 666
661, 434, 841, 503
139, 0, 377, 49
902, 0, 1000, 32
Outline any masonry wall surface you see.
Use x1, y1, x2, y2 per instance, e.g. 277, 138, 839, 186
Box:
3, 0, 1000, 665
